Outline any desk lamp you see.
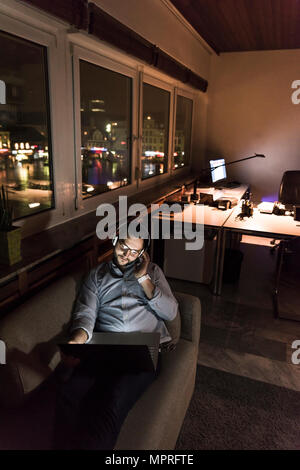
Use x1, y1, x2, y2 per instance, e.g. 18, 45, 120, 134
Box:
196, 154, 266, 187
193, 153, 266, 207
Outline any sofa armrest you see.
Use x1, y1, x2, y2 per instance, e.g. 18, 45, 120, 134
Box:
173, 292, 201, 346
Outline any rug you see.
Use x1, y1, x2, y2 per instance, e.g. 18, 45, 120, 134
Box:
175, 365, 300, 450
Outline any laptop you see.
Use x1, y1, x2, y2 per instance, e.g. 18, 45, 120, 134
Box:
58, 331, 161, 373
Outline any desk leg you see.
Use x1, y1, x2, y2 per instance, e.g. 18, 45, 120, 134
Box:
212, 228, 222, 295
273, 241, 284, 319
212, 228, 227, 296
217, 229, 227, 295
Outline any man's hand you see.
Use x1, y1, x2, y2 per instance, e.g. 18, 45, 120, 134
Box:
134, 252, 156, 299
60, 329, 88, 368
134, 251, 150, 279
60, 340, 81, 368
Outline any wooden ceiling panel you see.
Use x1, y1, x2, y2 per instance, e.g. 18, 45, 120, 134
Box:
170, 0, 300, 53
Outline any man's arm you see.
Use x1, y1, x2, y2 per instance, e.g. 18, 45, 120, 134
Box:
138, 260, 178, 322
70, 268, 99, 342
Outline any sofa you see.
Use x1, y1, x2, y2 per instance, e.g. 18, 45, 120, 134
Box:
0, 267, 201, 450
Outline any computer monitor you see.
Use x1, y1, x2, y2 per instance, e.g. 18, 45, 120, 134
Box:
210, 158, 227, 184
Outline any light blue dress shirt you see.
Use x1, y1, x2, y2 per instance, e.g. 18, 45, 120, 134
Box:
70, 259, 178, 344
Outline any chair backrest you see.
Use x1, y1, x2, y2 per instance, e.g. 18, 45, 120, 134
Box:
278, 171, 300, 207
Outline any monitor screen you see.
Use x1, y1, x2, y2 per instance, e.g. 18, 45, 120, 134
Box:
210, 158, 226, 183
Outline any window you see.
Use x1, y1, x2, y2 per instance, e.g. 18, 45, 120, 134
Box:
173, 95, 193, 170
0, 30, 54, 219
79, 60, 132, 198
142, 83, 170, 179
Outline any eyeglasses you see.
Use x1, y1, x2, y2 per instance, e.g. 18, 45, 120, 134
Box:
118, 240, 142, 256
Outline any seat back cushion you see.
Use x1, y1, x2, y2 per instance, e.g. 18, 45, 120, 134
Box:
162, 297, 181, 351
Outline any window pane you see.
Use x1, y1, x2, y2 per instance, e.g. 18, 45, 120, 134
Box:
0, 30, 54, 219
142, 83, 169, 179
173, 95, 193, 170
80, 60, 132, 198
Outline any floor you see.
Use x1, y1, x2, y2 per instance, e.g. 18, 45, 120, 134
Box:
167, 242, 300, 392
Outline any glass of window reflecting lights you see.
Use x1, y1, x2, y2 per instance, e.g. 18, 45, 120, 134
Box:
0, 31, 54, 219
80, 60, 132, 198
142, 83, 170, 179
173, 95, 193, 170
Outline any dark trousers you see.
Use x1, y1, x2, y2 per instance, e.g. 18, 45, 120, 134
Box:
53, 358, 160, 450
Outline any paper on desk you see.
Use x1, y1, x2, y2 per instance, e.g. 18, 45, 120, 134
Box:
257, 201, 274, 213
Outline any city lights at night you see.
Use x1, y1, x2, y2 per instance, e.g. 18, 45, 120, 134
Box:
0, 30, 54, 220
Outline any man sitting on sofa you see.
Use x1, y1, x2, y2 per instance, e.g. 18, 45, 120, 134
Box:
54, 224, 178, 450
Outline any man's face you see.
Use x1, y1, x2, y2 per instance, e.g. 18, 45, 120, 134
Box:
114, 237, 144, 267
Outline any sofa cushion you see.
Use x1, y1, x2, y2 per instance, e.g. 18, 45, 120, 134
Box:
173, 292, 201, 344
162, 309, 181, 351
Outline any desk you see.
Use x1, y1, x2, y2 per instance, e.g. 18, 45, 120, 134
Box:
152, 184, 249, 294
224, 206, 300, 238
215, 205, 300, 295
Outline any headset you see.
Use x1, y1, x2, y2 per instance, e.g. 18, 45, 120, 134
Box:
112, 228, 150, 258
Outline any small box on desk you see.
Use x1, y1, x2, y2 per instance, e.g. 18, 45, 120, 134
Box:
199, 193, 214, 205
294, 205, 300, 221
216, 197, 238, 210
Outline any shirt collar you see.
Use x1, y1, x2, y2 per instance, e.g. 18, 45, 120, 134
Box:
109, 258, 137, 278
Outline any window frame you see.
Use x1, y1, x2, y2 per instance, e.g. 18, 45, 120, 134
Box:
71, 44, 139, 214
0, 6, 73, 238
138, 73, 174, 186
172, 87, 195, 173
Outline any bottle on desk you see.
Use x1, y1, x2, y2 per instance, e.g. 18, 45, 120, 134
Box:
241, 199, 253, 217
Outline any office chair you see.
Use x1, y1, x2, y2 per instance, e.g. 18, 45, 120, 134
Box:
273, 236, 300, 321
272, 171, 300, 320
270, 170, 300, 253
278, 170, 300, 210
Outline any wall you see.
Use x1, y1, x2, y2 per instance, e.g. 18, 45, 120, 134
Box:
92, 0, 211, 76
93, 0, 212, 174
206, 49, 300, 202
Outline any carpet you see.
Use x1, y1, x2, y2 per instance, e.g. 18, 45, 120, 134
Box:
175, 365, 300, 450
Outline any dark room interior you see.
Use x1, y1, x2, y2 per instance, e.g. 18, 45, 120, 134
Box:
0, 0, 299, 453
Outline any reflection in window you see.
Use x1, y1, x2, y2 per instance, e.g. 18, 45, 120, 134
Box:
173, 95, 193, 170
0, 30, 54, 219
142, 83, 170, 179
80, 60, 132, 198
